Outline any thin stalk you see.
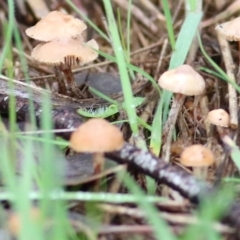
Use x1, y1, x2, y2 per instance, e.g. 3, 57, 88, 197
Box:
103, 0, 140, 140
161, 0, 175, 50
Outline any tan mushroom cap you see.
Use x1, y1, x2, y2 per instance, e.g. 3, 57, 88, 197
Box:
158, 64, 205, 96
25, 10, 87, 41
31, 37, 99, 66
215, 17, 240, 41
206, 109, 230, 127
180, 144, 215, 167
70, 118, 124, 153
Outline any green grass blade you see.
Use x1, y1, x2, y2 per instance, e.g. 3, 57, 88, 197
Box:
161, 0, 175, 50
103, 0, 140, 139
169, 12, 203, 68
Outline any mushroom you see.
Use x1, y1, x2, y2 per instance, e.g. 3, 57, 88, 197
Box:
215, 17, 240, 42
205, 109, 235, 153
25, 10, 87, 41
158, 64, 206, 162
7, 207, 41, 237
180, 144, 215, 180
158, 65, 205, 95
25, 11, 98, 98
70, 118, 124, 174
205, 109, 230, 139
31, 36, 98, 97
206, 109, 230, 128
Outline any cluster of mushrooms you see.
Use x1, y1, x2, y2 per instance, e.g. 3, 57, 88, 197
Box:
158, 64, 232, 180
25, 11, 123, 175
156, 16, 240, 180
25, 11, 238, 181
25, 11, 99, 98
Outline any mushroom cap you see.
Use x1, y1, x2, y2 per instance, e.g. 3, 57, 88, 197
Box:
180, 144, 215, 167
70, 118, 124, 153
206, 109, 230, 127
158, 64, 205, 96
215, 17, 240, 41
25, 10, 87, 41
31, 37, 99, 66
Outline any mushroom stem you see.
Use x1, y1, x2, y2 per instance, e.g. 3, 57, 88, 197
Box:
216, 126, 235, 149
60, 63, 85, 98
93, 152, 105, 175
161, 93, 185, 162
53, 66, 68, 95
192, 167, 208, 180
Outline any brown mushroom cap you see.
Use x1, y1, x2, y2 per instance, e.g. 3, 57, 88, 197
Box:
180, 144, 215, 167
158, 64, 205, 96
206, 109, 230, 127
31, 37, 99, 66
25, 11, 87, 41
215, 17, 240, 41
70, 118, 124, 153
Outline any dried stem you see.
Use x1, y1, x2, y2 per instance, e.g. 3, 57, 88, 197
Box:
59, 63, 85, 98
201, 0, 240, 28
53, 66, 68, 95
161, 94, 185, 163
216, 31, 238, 129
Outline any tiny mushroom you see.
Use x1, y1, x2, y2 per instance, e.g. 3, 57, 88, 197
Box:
70, 118, 124, 174
25, 11, 98, 98
7, 207, 41, 237
180, 144, 215, 180
206, 109, 230, 128
206, 109, 233, 151
158, 64, 206, 162
158, 64, 206, 96
215, 17, 240, 42
26, 10, 87, 41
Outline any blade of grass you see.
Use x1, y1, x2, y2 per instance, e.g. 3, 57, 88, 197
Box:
0, 191, 165, 203
161, 0, 175, 50
103, 0, 143, 144
198, 33, 240, 93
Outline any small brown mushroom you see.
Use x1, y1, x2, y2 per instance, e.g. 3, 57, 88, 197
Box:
180, 144, 215, 180
158, 64, 205, 96
158, 65, 206, 162
70, 118, 124, 174
31, 37, 98, 98
206, 109, 235, 155
25, 11, 98, 98
206, 109, 230, 128
215, 17, 240, 42
25, 10, 87, 41
7, 207, 41, 237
